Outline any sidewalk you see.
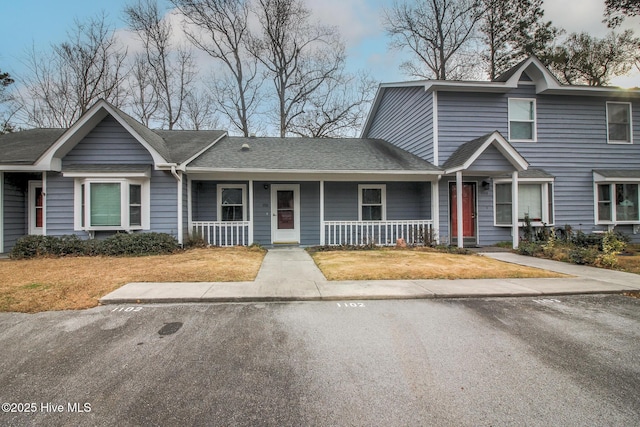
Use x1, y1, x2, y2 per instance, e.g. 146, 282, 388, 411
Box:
99, 247, 640, 304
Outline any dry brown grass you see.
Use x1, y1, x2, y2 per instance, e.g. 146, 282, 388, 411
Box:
0, 247, 265, 313
311, 248, 567, 281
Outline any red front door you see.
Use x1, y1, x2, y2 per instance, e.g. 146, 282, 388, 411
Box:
450, 183, 476, 239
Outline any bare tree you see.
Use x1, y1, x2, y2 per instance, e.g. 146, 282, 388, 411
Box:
290, 71, 378, 138
171, 0, 260, 136
383, 0, 483, 80
127, 54, 160, 127
180, 89, 220, 130
0, 69, 16, 133
125, 0, 195, 129
16, 14, 127, 128
249, 0, 345, 137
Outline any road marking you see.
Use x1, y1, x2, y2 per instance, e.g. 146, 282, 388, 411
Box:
533, 299, 561, 304
111, 306, 143, 313
336, 302, 366, 308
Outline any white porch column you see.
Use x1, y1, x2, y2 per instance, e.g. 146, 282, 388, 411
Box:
512, 171, 519, 249
431, 178, 440, 244
176, 171, 183, 245
249, 179, 254, 245
456, 171, 463, 248
42, 171, 47, 236
320, 180, 325, 245
187, 176, 192, 239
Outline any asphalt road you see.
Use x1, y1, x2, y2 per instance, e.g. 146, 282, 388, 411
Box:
0, 295, 638, 426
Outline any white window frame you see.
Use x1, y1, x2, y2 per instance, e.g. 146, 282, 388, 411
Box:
74, 178, 150, 231
594, 182, 640, 224
217, 184, 247, 222
494, 180, 554, 226
606, 102, 633, 144
508, 98, 537, 142
358, 184, 386, 221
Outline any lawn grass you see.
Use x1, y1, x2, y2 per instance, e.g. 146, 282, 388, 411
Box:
0, 247, 265, 313
310, 248, 568, 281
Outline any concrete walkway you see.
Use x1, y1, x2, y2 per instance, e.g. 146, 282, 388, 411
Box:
99, 247, 640, 304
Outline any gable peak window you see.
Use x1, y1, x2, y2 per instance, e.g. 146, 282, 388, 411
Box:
509, 98, 537, 142
607, 102, 632, 144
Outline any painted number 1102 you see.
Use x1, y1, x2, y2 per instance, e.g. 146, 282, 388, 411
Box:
336, 302, 365, 308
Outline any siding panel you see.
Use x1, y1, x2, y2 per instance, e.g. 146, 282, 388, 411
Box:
366, 87, 434, 163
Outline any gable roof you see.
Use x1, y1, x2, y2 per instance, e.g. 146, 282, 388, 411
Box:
188, 136, 440, 174
442, 131, 528, 174
0, 129, 65, 166
155, 130, 227, 165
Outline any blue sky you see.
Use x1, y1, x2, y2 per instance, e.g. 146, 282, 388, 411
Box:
1, 0, 639, 87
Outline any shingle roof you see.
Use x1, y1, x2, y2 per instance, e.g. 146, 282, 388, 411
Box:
154, 130, 226, 164
188, 136, 440, 172
593, 169, 640, 179
442, 134, 492, 171
0, 129, 66, 164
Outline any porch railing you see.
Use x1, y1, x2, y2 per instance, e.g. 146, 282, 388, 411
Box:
323, 220, 433, 246
192, 221, 251, 246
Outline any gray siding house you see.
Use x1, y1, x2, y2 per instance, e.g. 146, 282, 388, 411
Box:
363, 56, 640, 248
1, 57, 639, 253
0, 100, 439, 253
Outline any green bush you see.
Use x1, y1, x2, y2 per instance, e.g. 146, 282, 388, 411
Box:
517, 241, 543, 257
568, 246, 599, 265
96, 233, 179, 256
10, 232, 179, 259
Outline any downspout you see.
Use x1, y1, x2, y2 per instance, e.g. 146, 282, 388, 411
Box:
171, 165, 183, 246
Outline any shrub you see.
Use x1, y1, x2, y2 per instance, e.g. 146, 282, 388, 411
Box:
97, 233, 179, 256
569, 247, 599, 265
596, 231, 627, 268
10, 232, 179, 259
517, 241, 543, 257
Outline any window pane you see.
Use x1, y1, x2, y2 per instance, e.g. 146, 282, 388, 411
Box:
608, 104, 631, 142
222, 205, 243, 221
130, 206, 142, 226
362, 205, 382, 221
616, 183, 638, 221
130, 184, 141, 205
598, 184, 612, 221
362, 188, 382, 204
495, 184, 512, 203
519, 184, 542, 221
222, 188, 242, 205
510, 122, 533, 140
510, 100, 534, 121
277, 191, 293, 209
90, 183, 121, 226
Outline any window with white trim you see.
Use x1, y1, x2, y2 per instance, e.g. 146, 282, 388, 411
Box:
509, 98, 536, 142
75, 179, 150, 230
495, 182, 554, 225
607, 102, 632, 144
218, 185, 246, 221
596, 183, 639, 223
358, 185, 386, 221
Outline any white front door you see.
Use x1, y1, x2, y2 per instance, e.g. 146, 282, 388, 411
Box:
28, 180, 44, 235
271, 184, 300, 243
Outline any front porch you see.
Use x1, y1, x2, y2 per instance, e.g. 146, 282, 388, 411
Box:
189, 179, 438, 247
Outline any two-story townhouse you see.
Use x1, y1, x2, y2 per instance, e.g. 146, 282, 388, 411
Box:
362, 56, 640, 248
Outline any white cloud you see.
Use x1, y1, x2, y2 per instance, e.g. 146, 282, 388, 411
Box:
303, 0, 382, 45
